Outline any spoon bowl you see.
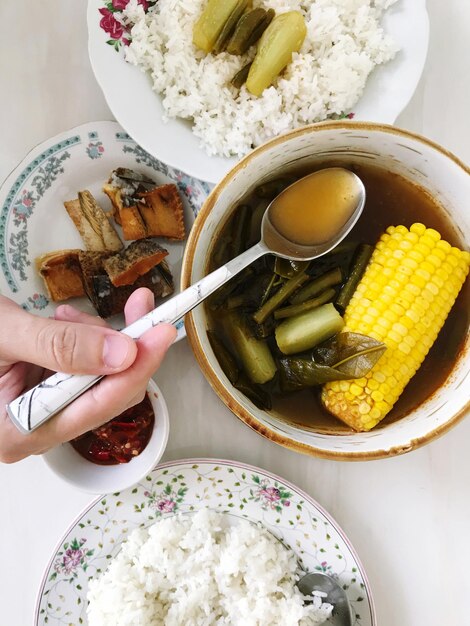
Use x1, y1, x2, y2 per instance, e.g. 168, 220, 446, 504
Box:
262, 167, 366, 261
297, 572, 353, 626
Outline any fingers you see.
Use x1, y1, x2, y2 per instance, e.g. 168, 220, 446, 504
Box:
124, 288, 155, 324
54, 304, 108, 328
20, 323, 176, 453
0, 290, 157, 375
0, 298, 26, 369
0, 363, 43, 462
54, 323, 176, 439
55, 289, 155, 328
0, 290, 175, 462
1, 305, 137, 375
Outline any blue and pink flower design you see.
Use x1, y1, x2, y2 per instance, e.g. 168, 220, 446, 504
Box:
22, 293, 49, 311
86, 141, 105, 159
13, 190, 34, 224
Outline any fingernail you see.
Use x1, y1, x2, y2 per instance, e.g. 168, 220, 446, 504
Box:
103, 334, 130, 368
164, 326, 177, 350
146, 290, 155, 310
54, 304, 70, 320
60, 304, 79, 318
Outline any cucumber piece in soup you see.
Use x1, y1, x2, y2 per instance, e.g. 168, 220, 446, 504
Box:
275, 303, 344, 355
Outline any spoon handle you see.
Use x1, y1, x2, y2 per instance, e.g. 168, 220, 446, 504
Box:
123, 242, 267, 338
7, 242, 267, 434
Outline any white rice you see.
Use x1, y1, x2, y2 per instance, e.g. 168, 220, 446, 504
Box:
123, 0, 399, 157
87, 509, 333, 625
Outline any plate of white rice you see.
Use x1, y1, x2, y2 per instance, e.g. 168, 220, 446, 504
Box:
35, 459, 375, 625
88, 0, 428, 183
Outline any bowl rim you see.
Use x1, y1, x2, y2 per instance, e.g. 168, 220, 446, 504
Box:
181, 120, 470, 461
42, 378, 170, 493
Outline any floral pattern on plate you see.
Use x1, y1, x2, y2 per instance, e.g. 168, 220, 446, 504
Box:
99, 0, 158, 50
0, 121, 210, 334
35, 459, 375, 625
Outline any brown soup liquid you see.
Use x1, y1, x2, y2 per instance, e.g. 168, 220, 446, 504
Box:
208, 162, 469, 434
269, 168, 360, 246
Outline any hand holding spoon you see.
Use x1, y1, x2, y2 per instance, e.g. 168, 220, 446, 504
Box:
7, 167, 365, 433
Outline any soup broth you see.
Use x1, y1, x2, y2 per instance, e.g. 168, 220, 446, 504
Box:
206, 162, 469, 433
268, 168, 360, 246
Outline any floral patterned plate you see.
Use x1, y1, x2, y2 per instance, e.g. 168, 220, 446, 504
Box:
35, 458, 376, 625
87, 0, 429, 184
0, 121, 210, 334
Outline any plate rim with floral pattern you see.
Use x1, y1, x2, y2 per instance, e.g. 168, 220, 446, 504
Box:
0, 120, 211, 335
34, 458, 376, 626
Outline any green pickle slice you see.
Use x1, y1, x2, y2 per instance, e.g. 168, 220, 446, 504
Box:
246, 11, 307, 97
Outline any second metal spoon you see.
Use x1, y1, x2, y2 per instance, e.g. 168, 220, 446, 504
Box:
297, 571, 353, 626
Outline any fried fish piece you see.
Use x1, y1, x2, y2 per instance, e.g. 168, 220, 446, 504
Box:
102, 239, 169, 287
64, 190, 123, 252
103, 170, 186, 241
79, 251, 174, 318
118, 205, 147, 240
138, 184, 186, 241
35, 250, 85, 302
102, 168, 156, 231
78, 251, 112, 311
102, 184, 122, 226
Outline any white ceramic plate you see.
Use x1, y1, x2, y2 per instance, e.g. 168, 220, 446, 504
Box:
35, 458, 376, 625
0, 121, 210, 335
87, 0, 429, 184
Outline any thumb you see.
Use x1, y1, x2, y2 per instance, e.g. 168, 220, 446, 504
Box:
1, 309, 137, 375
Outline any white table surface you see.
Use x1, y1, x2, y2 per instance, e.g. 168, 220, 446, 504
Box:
1, 1, 469, 624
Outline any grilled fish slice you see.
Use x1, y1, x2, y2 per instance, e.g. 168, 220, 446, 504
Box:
138, 184, 186, 241
102, 239, 169, 287
64, 190, 123, 252
79, 250, 174, 318
35, 249, 85, 302
103, 170, 186, 241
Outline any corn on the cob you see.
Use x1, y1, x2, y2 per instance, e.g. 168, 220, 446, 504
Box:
322, 223, 470, 431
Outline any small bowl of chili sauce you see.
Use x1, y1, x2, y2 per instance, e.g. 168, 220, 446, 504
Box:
70, 393, 155, 466
42, 380, 170, 494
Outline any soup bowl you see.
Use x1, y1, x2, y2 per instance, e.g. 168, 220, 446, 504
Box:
181, 121, 470, 460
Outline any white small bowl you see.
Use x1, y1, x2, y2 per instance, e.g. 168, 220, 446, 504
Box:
43, 379, 169, 494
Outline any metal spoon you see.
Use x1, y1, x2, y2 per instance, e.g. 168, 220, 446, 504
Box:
7, 167, 366, 433
297, 572, 353, 626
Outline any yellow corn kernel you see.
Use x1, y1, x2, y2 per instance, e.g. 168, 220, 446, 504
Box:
410, 223, 426, 235
395, 225, 409, 235
322, 224, 470, 432
436, 239, 451, 253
